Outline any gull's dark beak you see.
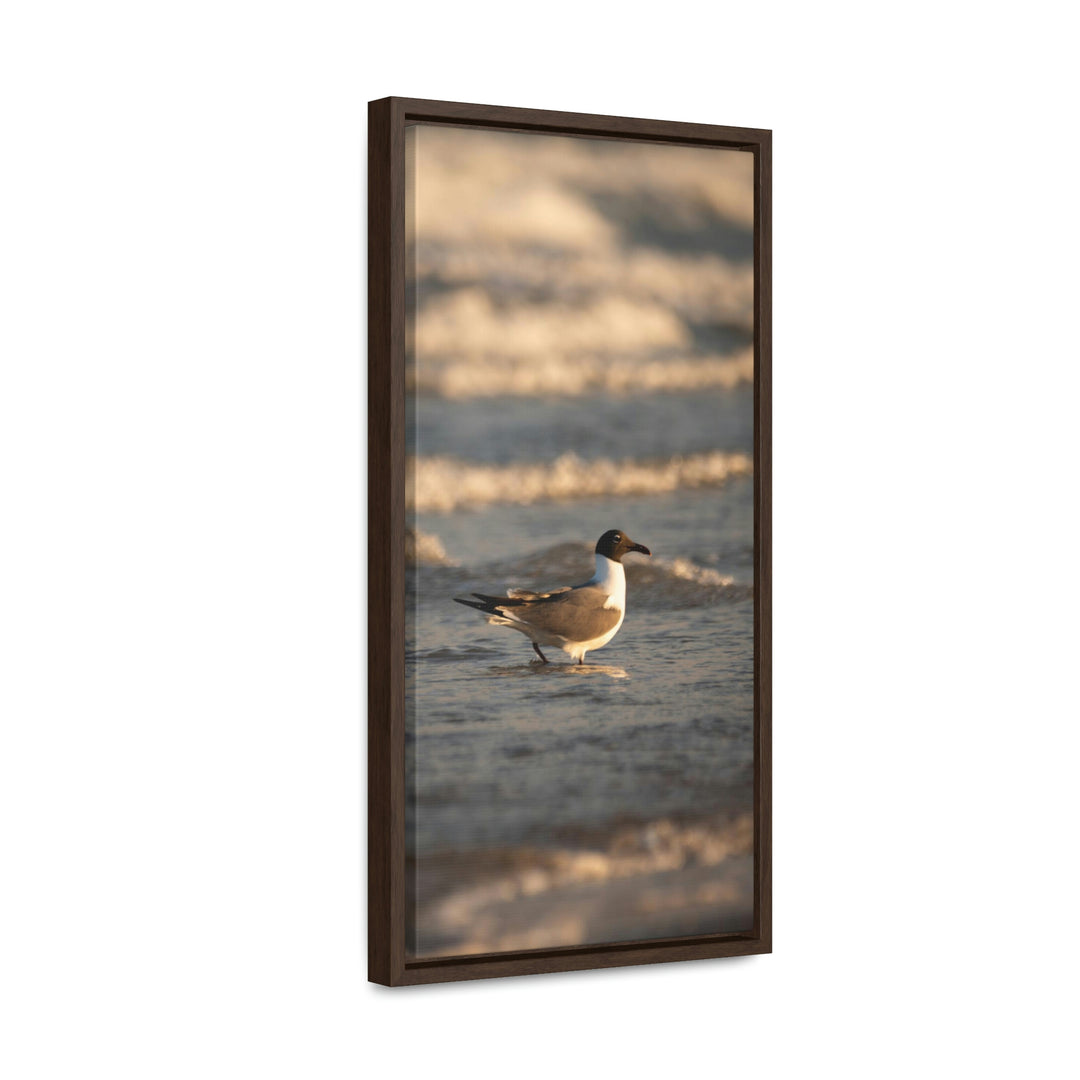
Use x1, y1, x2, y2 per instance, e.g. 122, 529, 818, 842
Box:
629, 542, 651, 556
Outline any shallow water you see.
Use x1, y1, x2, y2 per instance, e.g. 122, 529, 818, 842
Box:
406, 478, 755, 957
410, 386, 754, 466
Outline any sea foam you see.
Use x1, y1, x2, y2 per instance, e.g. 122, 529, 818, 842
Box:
414, 814, 753, 958
409, 450, 753, 513
411, 348, 753, 399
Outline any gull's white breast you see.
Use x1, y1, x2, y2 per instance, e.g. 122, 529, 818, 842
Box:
589, 553, 626, 612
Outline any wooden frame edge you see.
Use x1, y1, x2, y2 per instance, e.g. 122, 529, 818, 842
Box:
754, 130, 773, 956
368, 96, 407, 986
396, 935, 768, 987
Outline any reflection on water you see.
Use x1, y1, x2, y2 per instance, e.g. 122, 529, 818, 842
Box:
485, 662, 630, 680
405, 123, 756, 959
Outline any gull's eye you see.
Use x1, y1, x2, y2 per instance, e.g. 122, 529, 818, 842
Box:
614, 534, 621, 542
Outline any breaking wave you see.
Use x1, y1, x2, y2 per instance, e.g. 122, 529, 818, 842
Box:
414, 289, 691, 362
405, 527, 457, 566
416, 247, 753, 331
646, 558, 735, 589
409, 450, 752, 513
632, 558, 751, 606
411, 814, 753, 958
411, 122, 754, 244
411, 349, 753, 399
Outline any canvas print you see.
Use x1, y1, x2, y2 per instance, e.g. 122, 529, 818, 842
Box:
405, 123, 756, 959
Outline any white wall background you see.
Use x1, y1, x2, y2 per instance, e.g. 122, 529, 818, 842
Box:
2, 2, 1077, 1076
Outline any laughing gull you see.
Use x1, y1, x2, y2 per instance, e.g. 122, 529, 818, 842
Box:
454, 529, 651, 664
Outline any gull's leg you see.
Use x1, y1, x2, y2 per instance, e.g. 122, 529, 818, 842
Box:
532, 642, 549, 663
578, 654, 585, 665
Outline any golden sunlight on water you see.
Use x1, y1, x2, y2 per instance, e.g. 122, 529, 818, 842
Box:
404, 123, 756, 958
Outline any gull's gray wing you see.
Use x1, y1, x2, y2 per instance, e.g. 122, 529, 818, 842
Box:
496, 584, 621, 641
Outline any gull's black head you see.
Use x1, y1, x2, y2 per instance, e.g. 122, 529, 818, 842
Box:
595, 529, 651, 563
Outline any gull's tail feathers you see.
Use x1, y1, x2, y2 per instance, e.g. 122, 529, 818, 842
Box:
453, 593, 526, 616
453, 593, 534, 632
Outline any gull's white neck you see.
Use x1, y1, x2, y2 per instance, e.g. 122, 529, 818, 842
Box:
588, 553, 626, 609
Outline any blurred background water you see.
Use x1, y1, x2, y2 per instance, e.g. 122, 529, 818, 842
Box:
404, 124, 755, 958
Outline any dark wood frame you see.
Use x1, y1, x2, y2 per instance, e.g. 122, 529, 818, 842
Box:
369, 97, 771, 985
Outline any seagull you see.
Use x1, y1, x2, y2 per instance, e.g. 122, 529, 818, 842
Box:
454, 529, 651, 664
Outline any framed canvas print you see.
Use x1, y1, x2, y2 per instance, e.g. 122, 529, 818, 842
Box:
369, 97, 771, 985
